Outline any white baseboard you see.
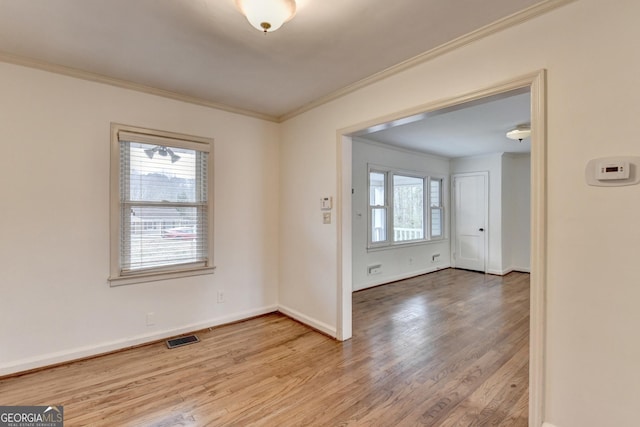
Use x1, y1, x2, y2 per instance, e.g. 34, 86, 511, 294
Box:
0, 305, 278, 377
542, 423, 558, 427
278, 305, 337, 338
487, 266, 531, 276
354, 265, 450, 291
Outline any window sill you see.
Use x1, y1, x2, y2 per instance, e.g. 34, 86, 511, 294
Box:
367, 238, 447, 253
108, 266, 216, 287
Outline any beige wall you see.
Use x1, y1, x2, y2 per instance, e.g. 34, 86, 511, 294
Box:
2, 0, 639, 425
279, 0, 640, 426
0, 62, 280, 375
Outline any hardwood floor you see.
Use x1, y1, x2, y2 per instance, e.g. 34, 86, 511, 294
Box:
0, 269, 530, 426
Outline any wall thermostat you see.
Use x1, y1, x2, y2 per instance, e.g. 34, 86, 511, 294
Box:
586, 156, 640, 186
596, 160, 629, 180
321, 197, 333, 210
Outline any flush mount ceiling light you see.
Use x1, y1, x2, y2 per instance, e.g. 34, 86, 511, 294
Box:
235, 0, 296, 33
506, 124, 531, 142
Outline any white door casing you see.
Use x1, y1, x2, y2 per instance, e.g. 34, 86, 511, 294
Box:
338, 70, 547, 427
452, 172, 488, 272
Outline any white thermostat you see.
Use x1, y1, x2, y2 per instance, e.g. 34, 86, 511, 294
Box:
586, 156, 640, 187
321, 197, 333, 210
596, 160, 629, 180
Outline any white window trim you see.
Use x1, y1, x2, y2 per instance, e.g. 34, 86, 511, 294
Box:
108, 123, 215, 286
367, 164, 446, 250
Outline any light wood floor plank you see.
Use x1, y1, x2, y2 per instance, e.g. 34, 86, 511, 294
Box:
0, 269, 529, 426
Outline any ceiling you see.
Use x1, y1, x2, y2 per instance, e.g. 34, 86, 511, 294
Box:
359, 90, 531, 158
0, 0, 547, 119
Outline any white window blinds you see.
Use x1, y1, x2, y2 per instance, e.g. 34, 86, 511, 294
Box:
118, 131, 210, 274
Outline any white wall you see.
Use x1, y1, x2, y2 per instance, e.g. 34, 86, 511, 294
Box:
0, 62, 280, 375
451, 153, 503, 274
450, 152, 531, 275
503, 154, 531, 272
279, 0, 640, 425
352, 139, 450, 291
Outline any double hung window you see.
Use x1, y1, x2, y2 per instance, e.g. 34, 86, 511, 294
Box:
109, 124, 215, 285
368, 167, 444, 248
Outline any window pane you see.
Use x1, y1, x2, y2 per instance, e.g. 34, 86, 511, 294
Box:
369, 172, 385, 206
393, 175, 424, 242
371, 208, 386, 242
430, 178, 443, 238
431, 207, 442, 237
127, 142, 206, 203
123, 205, 207, 271
430, 179, 441, 207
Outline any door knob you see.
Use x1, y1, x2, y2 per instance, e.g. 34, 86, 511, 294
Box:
479, 228, 484, 232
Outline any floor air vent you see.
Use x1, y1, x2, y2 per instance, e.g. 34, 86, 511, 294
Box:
166, 334, 199, 349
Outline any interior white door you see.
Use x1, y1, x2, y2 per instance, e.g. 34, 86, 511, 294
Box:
453, 173, 488, 272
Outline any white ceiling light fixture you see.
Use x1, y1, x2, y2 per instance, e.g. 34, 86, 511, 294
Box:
235, 0, 297, 33
506, 124, 531, 142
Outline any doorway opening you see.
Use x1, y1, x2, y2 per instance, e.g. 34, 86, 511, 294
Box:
336, 70, 546, 426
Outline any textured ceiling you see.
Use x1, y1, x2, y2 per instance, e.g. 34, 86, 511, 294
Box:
0, 0, 547, 118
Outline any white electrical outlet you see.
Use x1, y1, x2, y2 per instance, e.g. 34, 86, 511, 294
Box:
146, 312, 155, 326
217, 291, 225, 303
368, 264, 382, 275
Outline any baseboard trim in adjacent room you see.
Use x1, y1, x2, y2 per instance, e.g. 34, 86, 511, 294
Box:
0, 305, 278, 377
542, 423, 558, 427
487, 267, 531, 276
278, 305, 337, 338
354, 265, 451, 291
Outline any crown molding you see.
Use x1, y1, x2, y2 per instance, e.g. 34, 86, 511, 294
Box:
0, 51, 279, 123
278, 0, 576, 122
0, 0, 574, 124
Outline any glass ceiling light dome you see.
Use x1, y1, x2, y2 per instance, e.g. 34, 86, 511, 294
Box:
506, 124, 531, 142
235, 0, 296, 33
